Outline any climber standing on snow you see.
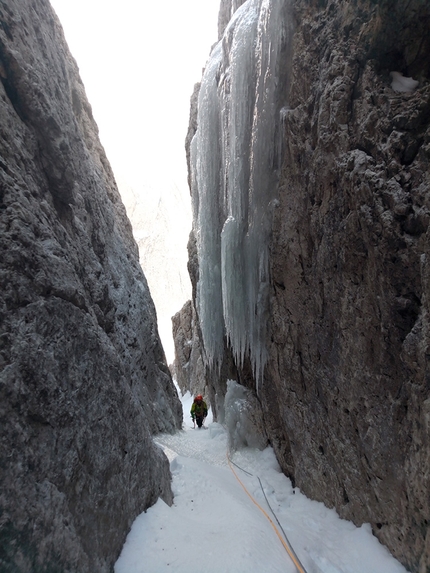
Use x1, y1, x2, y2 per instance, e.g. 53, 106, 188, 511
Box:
191, 395, 208, 428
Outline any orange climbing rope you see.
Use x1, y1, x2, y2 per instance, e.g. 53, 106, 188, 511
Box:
227, 453, 308, 573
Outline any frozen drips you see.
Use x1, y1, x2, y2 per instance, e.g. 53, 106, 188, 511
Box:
191, 42, 224, 371
191, 0, 291, 388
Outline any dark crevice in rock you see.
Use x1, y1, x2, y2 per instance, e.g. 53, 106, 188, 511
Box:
0, 64, 25, 127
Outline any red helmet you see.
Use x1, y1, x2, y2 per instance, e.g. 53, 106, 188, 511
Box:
196, 395, 203, 401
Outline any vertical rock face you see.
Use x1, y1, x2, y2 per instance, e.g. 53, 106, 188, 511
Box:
182, 0, 430, 570
267, 2, 430, 570
119, 179, 192, 364
171, 299, 206, 397
0, 1, 182, 571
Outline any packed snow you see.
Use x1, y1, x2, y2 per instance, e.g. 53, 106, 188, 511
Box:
115, 390, 409, 573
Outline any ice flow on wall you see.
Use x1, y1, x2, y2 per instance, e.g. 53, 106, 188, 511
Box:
190, 0, 291, 385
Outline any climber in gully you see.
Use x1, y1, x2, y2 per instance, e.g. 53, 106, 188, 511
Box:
191, 395, 208, 428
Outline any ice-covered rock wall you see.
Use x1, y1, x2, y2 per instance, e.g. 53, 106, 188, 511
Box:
190, 0, 292, 384
0, 1, 182, 571
224, 379, 268, 450
184, 0, 430, 570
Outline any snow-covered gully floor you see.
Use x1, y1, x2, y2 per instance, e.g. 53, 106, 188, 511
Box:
115, 393, 409, 573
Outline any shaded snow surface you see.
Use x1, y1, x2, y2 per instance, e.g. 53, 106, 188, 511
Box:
115, 392, 409, 573
390, 71, 419, 93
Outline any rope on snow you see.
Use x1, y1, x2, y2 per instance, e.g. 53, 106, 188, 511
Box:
226, 453, 308, 573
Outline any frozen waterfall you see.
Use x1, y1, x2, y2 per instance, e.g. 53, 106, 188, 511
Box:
191, 0, 292, 386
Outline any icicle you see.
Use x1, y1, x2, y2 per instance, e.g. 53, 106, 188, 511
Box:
221, 215, 247, 365
192, 0, 292, 389
191, 42, 225, 371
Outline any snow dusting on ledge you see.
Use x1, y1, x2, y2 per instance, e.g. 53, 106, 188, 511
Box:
390, 71, 419, 93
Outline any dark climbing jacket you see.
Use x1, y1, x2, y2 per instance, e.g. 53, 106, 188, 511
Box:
191, 399, 208, 420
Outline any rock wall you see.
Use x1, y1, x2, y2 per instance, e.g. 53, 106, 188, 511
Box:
182, 0, 430, 570
119, 179, 192, 364
267, 2, 430, 571
0, 1, 182, 571
171, 299, 206, 397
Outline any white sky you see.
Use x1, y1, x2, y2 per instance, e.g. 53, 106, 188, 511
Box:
50, 0, 220, 188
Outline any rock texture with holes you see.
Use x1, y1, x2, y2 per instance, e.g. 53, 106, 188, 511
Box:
171, 299, 206, 398
182, 0, 430, 570
266, 4, 430, 571
0, 1, 182, 571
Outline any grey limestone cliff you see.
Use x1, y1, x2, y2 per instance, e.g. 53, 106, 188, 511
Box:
267, 2, 430, 570
179, 0, 430, 570
0, 0, 182, 571
171, 299, 205, 397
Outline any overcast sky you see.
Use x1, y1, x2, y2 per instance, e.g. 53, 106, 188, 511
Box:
50, 0, 220, 190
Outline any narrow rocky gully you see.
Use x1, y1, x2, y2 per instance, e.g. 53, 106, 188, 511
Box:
115, 389, 409, 573
1, 0, 429, 572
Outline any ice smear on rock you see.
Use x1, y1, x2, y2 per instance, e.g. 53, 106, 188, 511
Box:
191, 0, 292, 388
224, 380, 268, 451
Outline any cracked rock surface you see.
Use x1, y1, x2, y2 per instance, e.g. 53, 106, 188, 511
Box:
181, 0, 430, 570
265, 3, 430, 571
0, 1, 182, 571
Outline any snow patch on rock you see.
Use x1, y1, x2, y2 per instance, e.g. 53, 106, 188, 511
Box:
390, 71, 419, 93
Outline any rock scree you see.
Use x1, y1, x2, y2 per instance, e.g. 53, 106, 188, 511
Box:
0, 0, 182, 571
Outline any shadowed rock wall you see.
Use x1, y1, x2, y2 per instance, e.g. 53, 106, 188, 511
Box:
181, 0, 430, 570
0, 1, 182, 571
266, 2, 430, 571
171, 299, 206, 398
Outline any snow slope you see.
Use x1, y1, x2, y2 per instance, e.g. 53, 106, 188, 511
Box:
115, 392, 409, 573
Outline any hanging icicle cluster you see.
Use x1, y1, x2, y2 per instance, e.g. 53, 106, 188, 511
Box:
190, 0, 291, 388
